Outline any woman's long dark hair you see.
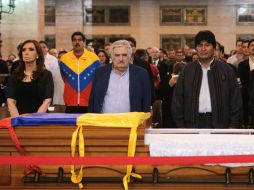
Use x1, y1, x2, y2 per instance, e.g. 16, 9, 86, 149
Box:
13, 40, 45, 81
96, 49, 110, 64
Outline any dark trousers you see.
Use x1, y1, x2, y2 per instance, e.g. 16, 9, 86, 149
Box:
65, 106, 88, 113
162, 100, 176, 128
198, 113, 213, 128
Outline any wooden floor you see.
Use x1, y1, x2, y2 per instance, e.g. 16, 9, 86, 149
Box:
1, 183, 254, 190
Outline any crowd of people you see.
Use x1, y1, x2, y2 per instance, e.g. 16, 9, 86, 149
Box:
1, 30, 254, 129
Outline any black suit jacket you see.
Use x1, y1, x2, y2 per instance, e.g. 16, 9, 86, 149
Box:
133, 58, 155, 103
238, 59, 250, 110
238, 59, 250, 89
0, 60, 8, 74
248, 70, 254, 127
0, 60, 8, 104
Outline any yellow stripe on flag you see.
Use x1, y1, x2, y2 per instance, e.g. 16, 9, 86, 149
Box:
71, 112, 151, 189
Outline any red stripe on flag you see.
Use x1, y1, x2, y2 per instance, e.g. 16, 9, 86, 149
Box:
1, 155, 254, 165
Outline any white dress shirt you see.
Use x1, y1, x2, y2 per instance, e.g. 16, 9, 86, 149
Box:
198, 59, 214, 113
44, 53, 65, 105
249, 57, 254, 71
102, 67, 130, 113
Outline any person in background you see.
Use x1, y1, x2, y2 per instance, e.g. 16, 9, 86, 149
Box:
172, 30, 242, 128
166, 48, 176, 72
175, 48, 185, 64
247, 39, 254, 128
238, 39, 254, 128
58, 50, 67, 60
104, 43, 111, 57
167, 47, 185, 88
88, 40, 151, 113
166, 62, 186, 128
60, 31, 100, 113
126, 36, 137, 63
167, 48, 176, 61
159, 49, 168, 61
146, 47, 152, 57
134, 48, 155, 104
230, 49, 237, 57
192, 53, 199, 62
150, 47, 161, 66
87, 42, 95, 53
11, 42, 23, 74
7, 40, 53, 117
97, 49, 110, 65
185, 48, 196, 64
215, 41, 237, 74
39, 41, 65, 109
227, 39, 246, 68
7, 54, 16, 62
241, 40, 250, 60
49, 48, 58, 58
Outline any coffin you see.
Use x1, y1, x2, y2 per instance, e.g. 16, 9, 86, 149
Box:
1, 114, 254, 190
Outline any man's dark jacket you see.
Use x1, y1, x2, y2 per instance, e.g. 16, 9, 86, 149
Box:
238, 59, 250, 126
248, 70, 254, 128
88, 64, 151, 113
172, 58, 242, 128
0, 60, 8, 105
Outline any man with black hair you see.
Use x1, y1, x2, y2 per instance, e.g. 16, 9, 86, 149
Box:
227, 39, 247, 68
134, 48, 155, 104
238, 39, 254, 128
60, 31, 100, 113
127, 36, 155, 104
126, 36, 137, 63
215, 41, 237, 74
172, 30, 242, 128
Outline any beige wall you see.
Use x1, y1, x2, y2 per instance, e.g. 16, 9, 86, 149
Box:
0, 0, 44, 59
83, 0, 254, 52
1, 0, 254, 58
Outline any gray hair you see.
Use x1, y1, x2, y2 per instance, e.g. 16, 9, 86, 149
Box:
110, 40, 132, 58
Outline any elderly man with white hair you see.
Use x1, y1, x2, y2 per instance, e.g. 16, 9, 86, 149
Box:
88, 40, 151, 113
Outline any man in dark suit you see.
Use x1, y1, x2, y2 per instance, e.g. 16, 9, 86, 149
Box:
88, 40, 151, 113
0, 59, 8, 106
239, 39, 254, 128
248, 40, 254, 128
10, 42, 23, 74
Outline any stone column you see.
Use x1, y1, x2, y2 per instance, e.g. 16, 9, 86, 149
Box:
56, 0, 84, 51
139, 0, 157, 48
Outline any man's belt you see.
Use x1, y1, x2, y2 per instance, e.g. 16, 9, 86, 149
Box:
199, 112, 212, 118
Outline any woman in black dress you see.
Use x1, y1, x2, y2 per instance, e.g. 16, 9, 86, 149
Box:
7, 40, 54, 117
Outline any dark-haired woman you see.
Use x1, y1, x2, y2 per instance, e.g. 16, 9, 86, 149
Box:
97, 49, 110, 65
7, 40, 53, 117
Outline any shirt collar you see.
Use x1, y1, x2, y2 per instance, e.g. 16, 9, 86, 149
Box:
45, 53, 50, 59
198, 57, 214, 70
112, 65, 129, 76
250, 57, 254, 65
